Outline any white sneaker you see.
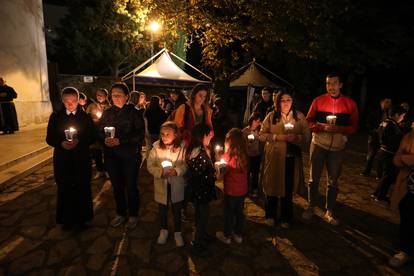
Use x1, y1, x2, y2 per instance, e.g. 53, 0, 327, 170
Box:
302, 207, 315, 220
324, 211, 339, 226
216, 231, 231, 244
157, 229, 169, 244
389, 251, 411, 267
174, 232, 184, 247
110, 215, 126, 228
126, 216, 138, 230
232, 234, 243, 244
264, 218, 275, 226
280, 222, 290, 229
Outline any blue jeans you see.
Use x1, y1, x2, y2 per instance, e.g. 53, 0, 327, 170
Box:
308, 142, 344, 212
224, 195, 245, 236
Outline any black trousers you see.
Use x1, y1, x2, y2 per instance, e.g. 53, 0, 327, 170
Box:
159, 184, 182, 232
399, 192, 414, 256
105, 153, 140, 217
194, 203, 209, 246
363, 134, 380, 175
374, 150, 397, 200
91, 147, 105, 172
224, 195, 245, 236
249, 155, 261, 192
265, 156, 295, 222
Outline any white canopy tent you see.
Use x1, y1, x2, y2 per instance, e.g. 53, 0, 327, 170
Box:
229, 59, 294, 124
122, 48, 211, 90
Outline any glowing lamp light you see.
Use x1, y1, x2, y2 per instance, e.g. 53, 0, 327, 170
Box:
150, 21, 160, 32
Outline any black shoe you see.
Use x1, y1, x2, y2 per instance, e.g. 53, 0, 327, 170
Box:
203, 233, 216, 243
191, 242, 212, 258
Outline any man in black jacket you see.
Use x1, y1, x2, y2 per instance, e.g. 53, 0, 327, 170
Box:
372, 105, 406, 202
0, 77, 19, 134
253, 87, 273, 120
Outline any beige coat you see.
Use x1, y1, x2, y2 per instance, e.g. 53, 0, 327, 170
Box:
390, 130, 414, 211
259, 111, 310, 197
147, 141, 187, 205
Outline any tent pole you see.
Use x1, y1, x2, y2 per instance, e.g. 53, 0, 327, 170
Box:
133, 72, 136, 91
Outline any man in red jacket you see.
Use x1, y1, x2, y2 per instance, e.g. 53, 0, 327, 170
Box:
302, 72, 359, 225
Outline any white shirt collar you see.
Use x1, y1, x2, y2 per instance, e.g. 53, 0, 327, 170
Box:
66, 109, 77, 115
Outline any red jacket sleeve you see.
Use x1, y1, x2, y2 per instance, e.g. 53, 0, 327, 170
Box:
306, 98, 323, 132
342, 99, 359, 135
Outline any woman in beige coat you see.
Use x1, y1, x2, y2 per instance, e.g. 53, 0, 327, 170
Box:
389, 127, 414, 267
259, 89, 310, 228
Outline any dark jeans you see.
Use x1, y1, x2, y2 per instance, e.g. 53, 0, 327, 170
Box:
159, 184, 182, 232
265, 155, 294, 222
363, 134, 380, 175
249, 155, 261, 192
399, 193, 414, 255
308, 143, 344, 211
374, 149, 397, 200
105, 154, 141, 217
194, 203, 209, 246
91, 147, 105, 172
224, 195, 245, 236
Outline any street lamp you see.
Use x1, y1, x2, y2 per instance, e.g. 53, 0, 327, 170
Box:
149, 21, 161, 60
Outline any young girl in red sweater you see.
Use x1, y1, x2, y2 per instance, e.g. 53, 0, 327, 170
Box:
216, 128, 249, 244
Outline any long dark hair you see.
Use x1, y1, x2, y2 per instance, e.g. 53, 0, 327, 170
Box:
186, 123, 212, 160
171, 90, 187, 109
272, 88, 298, 124
144, 96, 163, 118
158, 121, 182, 149
225, 128, 248, 171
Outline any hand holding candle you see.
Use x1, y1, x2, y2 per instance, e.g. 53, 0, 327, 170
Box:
247, 134, 255, 141
214, 158, 227, 176
284, 122, 294, 133
326, 115, 337, 125
96, 111, 102, 119
64, 127, 77, 141
104, 126, 115, 138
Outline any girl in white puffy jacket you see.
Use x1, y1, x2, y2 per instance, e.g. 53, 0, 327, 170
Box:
147, 121, 187, 247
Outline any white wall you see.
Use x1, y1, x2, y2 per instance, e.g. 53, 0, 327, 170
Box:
0, 0, 52, 127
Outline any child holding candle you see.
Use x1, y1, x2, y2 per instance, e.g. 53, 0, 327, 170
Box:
186, 123, 216, 257
147, 121, 187, 247
46, 87, 95, 230
86, 88, 110, 179
242, 112, 262, 196
216, 128, 249, 244
259, 89, 310, 228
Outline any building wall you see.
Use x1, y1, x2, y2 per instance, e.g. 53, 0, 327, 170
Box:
0, 0, 52, 127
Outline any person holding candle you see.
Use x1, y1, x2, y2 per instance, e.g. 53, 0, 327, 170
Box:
86, 88, 110, 179
173, 83, 214, 147
46, 87, 95, 230
147, 121, 187, 247
302, 72, 359, 225
215, 128, 249, 244
186, 123, 216, 257
259, 89, 310, 228
99, 82, 145, 230
242, 112, 262, 196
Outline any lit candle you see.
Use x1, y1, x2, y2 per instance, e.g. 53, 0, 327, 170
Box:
96, 111, 102, 119
64, 127, 77, 141
247, 134, 255, 141
104, 126, 115, 138
161, 160, 173, 169
215, 158, 227, 175
284, 122, 294, 132
215, 145, 223, 152
326, 115, 337, 125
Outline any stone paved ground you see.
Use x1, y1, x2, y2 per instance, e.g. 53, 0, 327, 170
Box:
0, 150, 413, 275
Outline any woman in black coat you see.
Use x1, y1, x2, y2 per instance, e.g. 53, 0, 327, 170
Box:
46, 87, 95, 230
99, 82, 145, 230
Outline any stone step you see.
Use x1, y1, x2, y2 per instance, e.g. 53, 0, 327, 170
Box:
0, 145, 51, 171
0, 148, 53, 191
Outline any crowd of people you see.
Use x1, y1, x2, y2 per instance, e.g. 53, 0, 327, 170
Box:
44, 73, 413, 266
